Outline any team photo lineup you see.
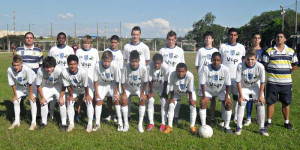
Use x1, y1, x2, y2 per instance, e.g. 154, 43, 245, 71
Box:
7, 25, 298, 138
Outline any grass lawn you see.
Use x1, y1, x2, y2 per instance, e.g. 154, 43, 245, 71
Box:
0, 51, 299, 149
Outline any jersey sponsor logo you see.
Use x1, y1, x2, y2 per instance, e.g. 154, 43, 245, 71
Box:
180, 84, 186, 90
244, 80, 257, 86
209, 82, 223, 88
113, 55, 116, 60
84, 55, 89, 61
226, 57, 239, 64
49, 77, 54, 82
169, 53, 173, 59
207, 54, 212, 60
156, 72, 160, 78
73, 78, 78, 83
230, 50, 235, 56
60, 53, 64, 59
17, 77, 23, 82
57, 60, 67, 66
133, 75, 137, 81
248, 73, 253, 80
105, 73, 110, 79
213, 75, 218, 81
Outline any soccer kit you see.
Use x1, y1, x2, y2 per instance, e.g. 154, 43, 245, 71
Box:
15, 45, 43, 73
104, 48, 124, 69
36, 67, 67, 126
123, 42, 150, 66
7, 65, 37, 125
48, 45, 74, 68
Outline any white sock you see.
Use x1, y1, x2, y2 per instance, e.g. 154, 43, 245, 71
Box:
174, 100, 181, 118
59, 104, 67, 125
268, 119, 272, 123
199, 109, 207, 126
148, 97, 155, 125
95, 105, 102, 125
122, 106, 128, 126
41, 104, 48, 125
221, 103, 225, 121
115, 105, 122, 126
128, 97, 132, 118
139, 105, 146, 126
285, 120, 289, 124
86, 102, 94, 126
167, 102, 176, 127
237, 101, 246, 128
13, 99, 21, 124
190, 105, 196, 127
224, 110, 232, 129
30, 100, 37, 124
233, 101, 238, 121
160, 97, 167, 125
256, 104, 265, 129
67, 101, 75, 126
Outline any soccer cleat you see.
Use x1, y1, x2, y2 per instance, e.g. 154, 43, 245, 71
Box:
260, 128, 269, 136
138, 124, 144, 133
104, 116, 111, 123
123, 124, 129, 132
284, 123, 294, 130
244, 119, 252, 126
38, 124, 47, 130
75, 115, 81, 123
173, 117, 179, 124
224, 128, 233, 134
146, 124, 155, 132
164, 126, 173, 134
60, 125, 68, 132
67, 125, 75, 132
235, 127, 242, 135
117, 124, 123, 132
28, 123, 37, 130
264, 122, 272, 129
113, 115, 117, 122
8, 122, 20, 130
219, 121, 225, 128
190, 126, 197, 134
92, 124, 100, 132
159, 124, 166, 132
86, 124, 93, 133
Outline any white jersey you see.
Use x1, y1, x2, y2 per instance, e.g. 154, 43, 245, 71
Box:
36, 67, 63, 87
121, 63, 148, 91
123, 42, 150, 66
76, 48, 99, 89
61, 68, 88, 93
219, 43, 245, 79
200, 64, 231, 95
195, 47, 218, 73
104, 48, 123, 70
169, 71, 194, 96
147, 62, 169, 88
236, 62, 265, 88
159, 46, 185, 71
93, 61, 120, 86
7, 65, 36, 87
48, 45, 74, 68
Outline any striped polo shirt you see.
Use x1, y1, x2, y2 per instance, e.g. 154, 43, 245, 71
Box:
262, 45, 298, 85
15, 45, 43, 73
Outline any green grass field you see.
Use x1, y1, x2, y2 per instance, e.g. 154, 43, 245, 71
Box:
0, 52, 300, 149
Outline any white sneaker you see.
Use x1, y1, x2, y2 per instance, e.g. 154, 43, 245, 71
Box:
138, 124, 144, 133
113, 115, 117, 122
219, 121, 225, 127
92, 124, 100, 132
105, 116, 111, 122
67, 125, 75, 132
244, 119, 252, 126
117, 124, 123, 132
8, 122, 20, 130
123, 124, 129, 132
86, 124, 93, 133
28, 123, 36, 130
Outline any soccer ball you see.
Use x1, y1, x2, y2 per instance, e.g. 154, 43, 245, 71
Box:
199, 125, 213, 138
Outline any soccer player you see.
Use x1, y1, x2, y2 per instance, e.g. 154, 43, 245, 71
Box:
198, 52, 233, 134
121, 50, 148, 132
235, 50, 269, 136
159, 30, 185, 124
219, 28, 245, 124
146, 54, 169, 132
244, 32, 264, 126
59, 55, 93, 132
262, 31, 298, 130
103, 35, 124, 122
93, 51, 122, 131
75, 35, 99, 122
36, 56, 67, 131
195, 31, 218, 123
164, 63, 197, 134
7, 55, 37, 130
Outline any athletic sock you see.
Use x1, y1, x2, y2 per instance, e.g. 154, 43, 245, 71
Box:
148, 97, 155, 125
167, 102, 176, 128
190, 105, 196, 127
95, 105, 102, 125
199, 109, 207, 126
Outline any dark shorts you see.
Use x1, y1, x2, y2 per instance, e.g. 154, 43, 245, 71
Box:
266, 83, 292, 106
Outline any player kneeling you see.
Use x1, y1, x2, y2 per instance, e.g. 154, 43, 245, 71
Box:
164, 63, 197, 134
59, 55, 94, 132
121, 50, 148, 132
146, 54, 169, 132
235, 50, 269, 136
36, 56, 67, 131
199, 52, 233, 134
93, 51, 122, 131
8, 55, 38, 130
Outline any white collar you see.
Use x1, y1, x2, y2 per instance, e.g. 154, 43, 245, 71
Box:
23, 44, 35, 50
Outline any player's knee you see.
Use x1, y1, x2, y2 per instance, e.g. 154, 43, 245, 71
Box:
225, 103, 231, 110
200, 100, 207, 109
139, 100, 145, 106
122, 99, 128, 106
114, 100, 120, 105
96, 101, 103, 106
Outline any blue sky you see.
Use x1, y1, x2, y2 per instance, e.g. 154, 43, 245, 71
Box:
0, 0, 297, 38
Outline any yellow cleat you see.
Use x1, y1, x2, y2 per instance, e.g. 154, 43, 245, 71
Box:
190, 126, 197, 134
164, 125, 173, 134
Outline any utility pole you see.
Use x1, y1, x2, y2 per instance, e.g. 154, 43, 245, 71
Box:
97, 22, 99, 50
51, 22, 53, 37
280, 5, 286, 31
13, 11, 15, 34
104, 22, 107, 50
120, 21, 122, 50
74, 22, 77, 44
7, 24, 10, 52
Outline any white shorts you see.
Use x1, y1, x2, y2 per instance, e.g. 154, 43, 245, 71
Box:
174, 91, 197, 101
124, 89, 145, 99
230, 80, 239, 96
204, 89, 229, 101
147, 86, 164, 97
16, 84, 37, 99
242, 86, 264, 101
68, 88, 94, 99
97, 84, 116, 100
42, 85, 62, 103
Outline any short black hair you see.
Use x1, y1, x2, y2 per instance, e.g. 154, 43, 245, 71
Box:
203, 31, 214, 39
42, 56, 56, 68
110, 35, 119, 42
25, 32, 34, 38
129, 50, 140, 61
102, 50, 113, 60
132, 26, 141, 34
228, 28, 238, 35
275, 31, 287, 38
57, 32, 67, 39
167, 30, 177, 39
212, 52, 222, 59
152, 53, 163, 62
176, 63, 187, 71
67, 55, 78, 64
251, 32, 261, 39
